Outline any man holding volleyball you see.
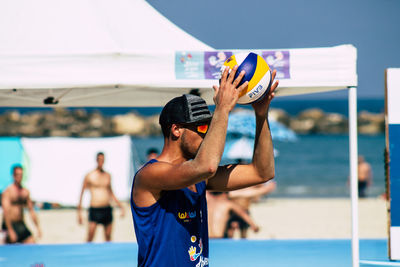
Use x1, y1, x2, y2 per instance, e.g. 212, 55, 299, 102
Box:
130, 65, 278, 266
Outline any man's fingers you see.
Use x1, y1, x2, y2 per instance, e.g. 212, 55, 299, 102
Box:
267, 81, 278, 102
269, 70, 278, 93
237, 81, 249, 95
233, 70, 246, 88
212, 85, 220, 104
270, 80, 279, 93
213, 85, 220, 97
271, 69, 277, 82
269, 92, 276, 101
227, 65, 239, 84
220, 66, 230, 87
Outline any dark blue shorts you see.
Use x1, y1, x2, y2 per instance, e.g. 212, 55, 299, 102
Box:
2, 220, 32, 243
88, 206, 113, 225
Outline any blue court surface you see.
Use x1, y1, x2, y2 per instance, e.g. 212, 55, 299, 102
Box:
0, 239, 398, 267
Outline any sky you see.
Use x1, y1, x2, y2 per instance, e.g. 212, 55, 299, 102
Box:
147, 0, 400, 99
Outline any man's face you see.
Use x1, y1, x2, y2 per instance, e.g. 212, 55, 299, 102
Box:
13, 168, 23, 184
97, 154, 105, 168
179, 123, 209, 159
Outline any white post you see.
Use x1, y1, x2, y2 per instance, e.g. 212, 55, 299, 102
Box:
349, 86, 359, 267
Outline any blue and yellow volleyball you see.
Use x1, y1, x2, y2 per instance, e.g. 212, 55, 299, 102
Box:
222, 52, 272, 104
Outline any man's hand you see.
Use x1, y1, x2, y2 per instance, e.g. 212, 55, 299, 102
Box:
252, 224, 260, 233
8, 229, 17, 243
37, 228, 42, 239
120, 207, 126, 218
252, 69, 279, 117
77, 211, 83, 225
213, 65, 248, 112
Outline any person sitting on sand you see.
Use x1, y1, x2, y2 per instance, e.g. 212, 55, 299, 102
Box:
207, 191, 259, 238
225, 180, 276, 238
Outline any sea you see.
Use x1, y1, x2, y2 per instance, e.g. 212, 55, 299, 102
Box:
129, 98, 386, 198
0, 98, 386, 198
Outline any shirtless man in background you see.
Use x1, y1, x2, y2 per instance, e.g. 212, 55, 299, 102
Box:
1, 165, 41, 244
206, 191, 259, 239
77, 152, 125, 242
358, 155, 372, 198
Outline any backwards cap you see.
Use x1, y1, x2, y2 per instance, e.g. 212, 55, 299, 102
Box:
159, 94, 212, 126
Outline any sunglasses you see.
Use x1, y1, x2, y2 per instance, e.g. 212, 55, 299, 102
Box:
181, 123, 209, 134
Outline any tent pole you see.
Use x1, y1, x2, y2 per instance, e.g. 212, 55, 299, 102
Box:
349, 86, 359, 267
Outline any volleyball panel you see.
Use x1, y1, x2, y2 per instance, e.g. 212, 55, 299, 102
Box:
237, 69, 272, 104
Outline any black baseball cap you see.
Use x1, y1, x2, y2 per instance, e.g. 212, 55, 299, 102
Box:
159, 94, 212, 127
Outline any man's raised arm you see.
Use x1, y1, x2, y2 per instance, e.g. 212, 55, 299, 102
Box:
207, 70, 279, 191
135, 66, 248, 192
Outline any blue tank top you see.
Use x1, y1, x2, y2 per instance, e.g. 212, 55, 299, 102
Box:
130, 159, 209, 267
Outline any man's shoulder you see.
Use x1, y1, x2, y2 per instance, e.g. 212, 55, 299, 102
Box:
360, 162, 372, 169
5, 184, 20, 192
86, 169, 110, 176
2, 186, 11, 196
134, 160, 172, 191
138, 160, 169, 174
84, 170, 98, 184
136, 161, 156, 181
86, 169, 97, 176
21, 187, 30, 194
2, 185, 28, 197
102, 170, 111, 177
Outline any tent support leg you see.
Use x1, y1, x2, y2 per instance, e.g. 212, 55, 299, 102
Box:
349, 86, 359, 267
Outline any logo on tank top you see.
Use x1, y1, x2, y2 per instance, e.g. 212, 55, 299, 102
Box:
188, 236, 209, 266
178, 210, 197, 222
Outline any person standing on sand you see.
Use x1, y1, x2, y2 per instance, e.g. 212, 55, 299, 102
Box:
77, 152, 125, 242
130, 66, 278, 266
358, 155, 372, 198
1, 165, 41, 244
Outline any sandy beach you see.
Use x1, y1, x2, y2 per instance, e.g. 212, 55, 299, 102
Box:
4, 197, 387, 244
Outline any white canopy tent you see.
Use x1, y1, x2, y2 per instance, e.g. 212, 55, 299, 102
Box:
0, 0, 360, 266
0, 45, 356, 107
0, 1, 357, 107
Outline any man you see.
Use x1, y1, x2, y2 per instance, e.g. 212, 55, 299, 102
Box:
358, 155, 373, 198
131, 65, 278, 266
1, 165, 41, 244
78, 152, 125, 242
206, 191, 259, 239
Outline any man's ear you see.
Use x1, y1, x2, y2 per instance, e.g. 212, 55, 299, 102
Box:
170, 124, 183, 139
